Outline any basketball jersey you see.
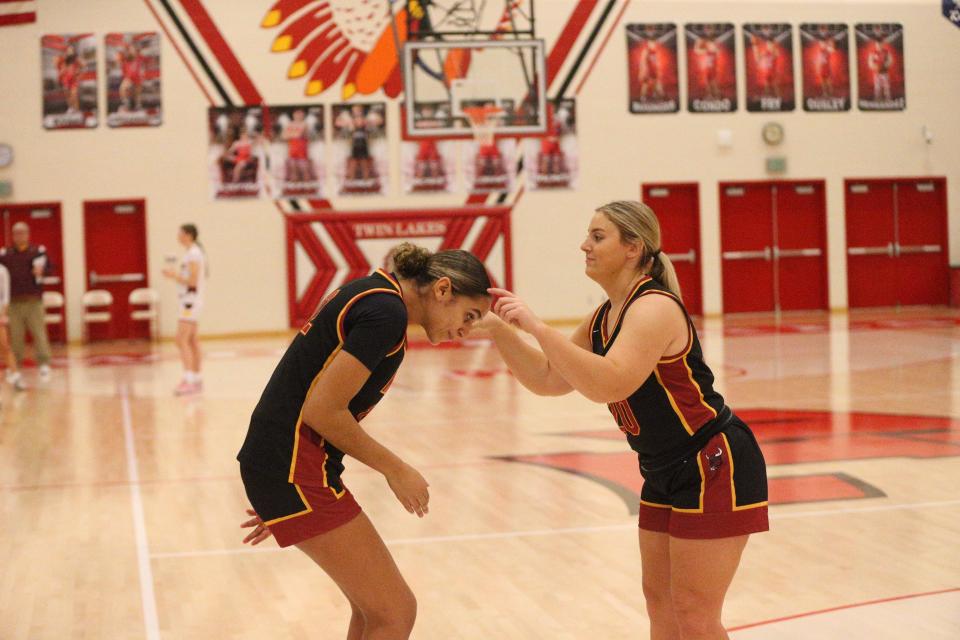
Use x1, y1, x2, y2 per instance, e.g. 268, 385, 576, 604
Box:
237, 270, 407, 491
288, 134, 308, 160
700, 41, 718, 68
122, 57, 142, 81
234, 140, 252, 162
178, 244, 205, 307
590, 276, 726, 461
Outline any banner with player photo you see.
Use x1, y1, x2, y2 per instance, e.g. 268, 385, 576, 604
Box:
743, 24, 795, 112
463, 127, 517, 195
524, 99, 578, 190
401, 101, 456, 194
799, 24, 851, 112
207, 107, 266, 199
266, 105, 324, 198
331, 103, 388, 196
626, 24, 679, 114
855, 24, 905, 111
685, 23, 737, 113
105, 32, 161, 127
41, 34, 98, 129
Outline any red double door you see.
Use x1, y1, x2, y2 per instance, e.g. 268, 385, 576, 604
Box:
720, 180, 829, 313
1, 203, 67, 343
845, 177, 949, 308
83, 199, 150, 340
641, 183, 703, 315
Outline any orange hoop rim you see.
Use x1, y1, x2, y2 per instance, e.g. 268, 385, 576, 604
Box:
461, 104, 505, 127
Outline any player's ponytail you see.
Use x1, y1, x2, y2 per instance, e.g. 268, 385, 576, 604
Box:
180, 223, 209, 278
595, 200, 682, 299
390, 242, 491, 298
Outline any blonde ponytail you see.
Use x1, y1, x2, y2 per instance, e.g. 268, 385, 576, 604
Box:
595, 200, 682, 299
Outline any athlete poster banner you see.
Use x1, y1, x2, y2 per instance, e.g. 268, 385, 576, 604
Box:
799, 24, 851, 112
524, 98, 578, 190
207, 107, 266, 199
463, 128, 517, 195
401, 102, 456, 194
855, 24, 905, 111
626, 24, 679, 114
105, 32, 161, 127
685, 23, 737, 113
41, 34, 98, 129
331, 103, 387, 196
266, 105, 324, 198
743, 24, 795, 112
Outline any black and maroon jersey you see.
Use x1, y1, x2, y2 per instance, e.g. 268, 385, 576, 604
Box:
590, 276, 726, 462
238, 269, 407, 493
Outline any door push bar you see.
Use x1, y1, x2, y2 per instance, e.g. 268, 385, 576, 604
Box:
666, 249, 697, 264
722, 247, 772, 261
90, 271, 146, 285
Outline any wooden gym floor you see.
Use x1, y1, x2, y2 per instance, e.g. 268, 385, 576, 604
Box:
1, 308, 959, 639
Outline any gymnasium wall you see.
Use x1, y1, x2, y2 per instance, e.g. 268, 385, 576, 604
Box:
0, 1, 957, 339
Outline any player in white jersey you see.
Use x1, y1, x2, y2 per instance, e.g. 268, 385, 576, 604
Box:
163, 224, 206, 395
0, 264, 25, 391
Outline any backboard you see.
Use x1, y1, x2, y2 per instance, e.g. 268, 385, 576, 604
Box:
402, 38, 547, 138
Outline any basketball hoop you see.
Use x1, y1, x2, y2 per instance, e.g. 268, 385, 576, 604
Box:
462, 104, 504, 148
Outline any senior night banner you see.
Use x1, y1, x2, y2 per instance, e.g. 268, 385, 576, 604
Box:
267, 104, 325, 198
208, 107, 266, 199
42, 34, 98, 129
799, 24, 851, 112
626, 23, 680, 114
105, 32, 162, 127
855, 23, 905, 111
685, 23, 737, 113
743, 24, 795, 112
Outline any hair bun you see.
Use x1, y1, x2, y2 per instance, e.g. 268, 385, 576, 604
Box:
391, 242, 432, 278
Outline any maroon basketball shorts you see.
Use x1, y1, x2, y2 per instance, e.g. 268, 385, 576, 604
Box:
240, 464, 362, 547
638, 418, 769, 539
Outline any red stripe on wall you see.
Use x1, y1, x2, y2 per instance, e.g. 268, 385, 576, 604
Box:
545, 0, 600, 86
574, 0, 631, 95
177, 0, 264, 104
143, 0, 215, 104
0, 12, 35, 26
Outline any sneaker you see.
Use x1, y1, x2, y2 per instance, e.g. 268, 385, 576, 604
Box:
173, 381, 201, 396
9, 373, 26, 391
39, 365, 51, 383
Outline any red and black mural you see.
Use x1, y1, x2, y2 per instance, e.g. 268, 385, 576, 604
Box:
497, 408, 960, 512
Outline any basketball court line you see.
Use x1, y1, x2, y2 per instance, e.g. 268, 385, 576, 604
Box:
120, 385, 161, 640
149, 497, 960, 560
727, 587, 960, 633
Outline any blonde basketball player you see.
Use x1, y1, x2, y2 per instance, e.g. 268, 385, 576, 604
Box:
484, 201, 768, 639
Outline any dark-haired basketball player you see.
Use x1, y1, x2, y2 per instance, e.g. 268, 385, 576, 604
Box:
484, 201, 768, 639
237, 244, 491, 639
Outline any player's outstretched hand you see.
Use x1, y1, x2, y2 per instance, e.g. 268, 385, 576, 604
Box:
488, 288, 543, 335
385, 462, 430, 518
241, 508, 273, 545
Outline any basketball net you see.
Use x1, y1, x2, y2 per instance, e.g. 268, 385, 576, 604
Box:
462, 105, 503, 148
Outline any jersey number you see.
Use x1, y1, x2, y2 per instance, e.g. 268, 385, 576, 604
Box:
608, 400, 641, 436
